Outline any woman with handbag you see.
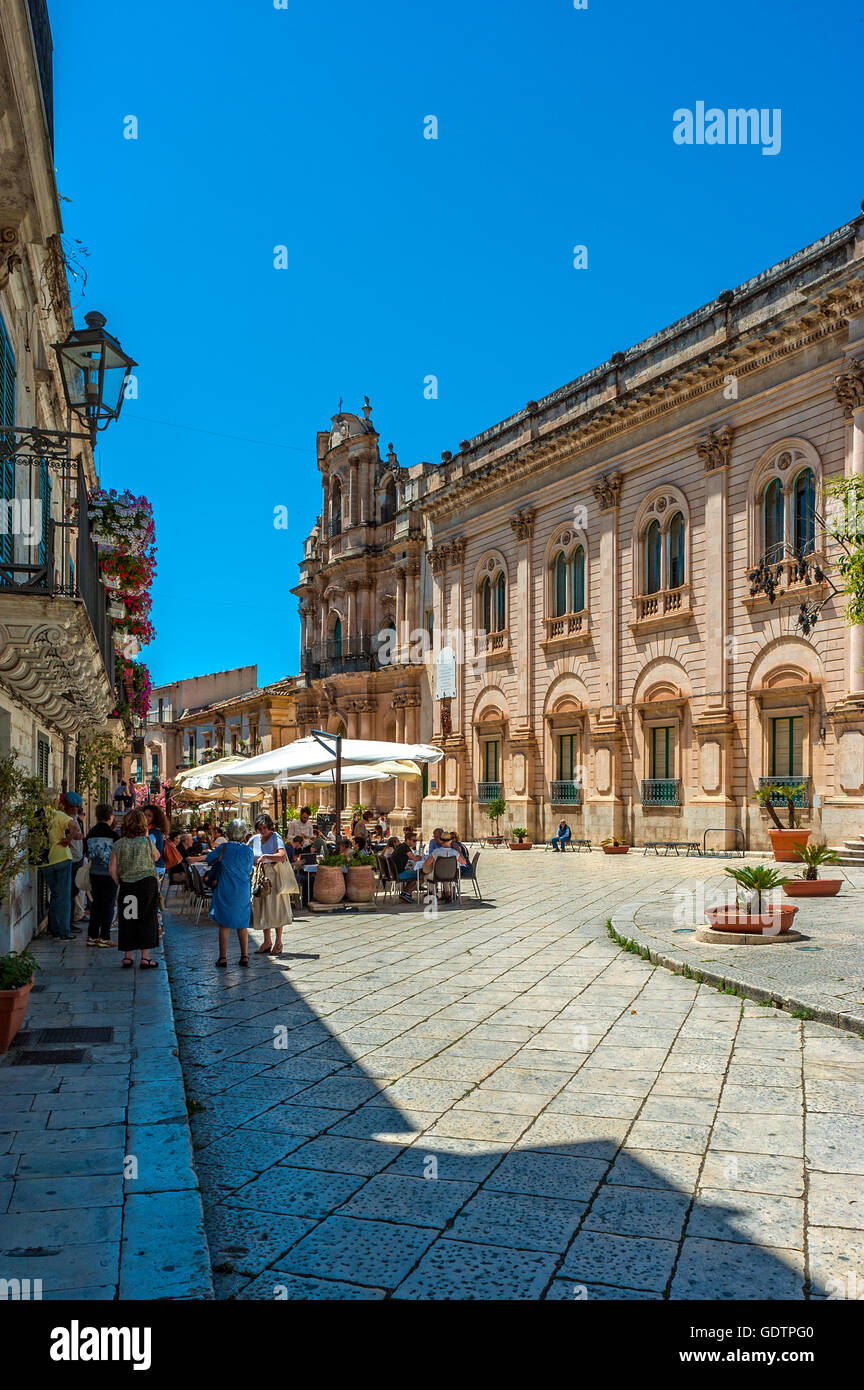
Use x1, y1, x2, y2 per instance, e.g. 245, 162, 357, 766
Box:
249, 813, 296, 956
206, 818, 254, 968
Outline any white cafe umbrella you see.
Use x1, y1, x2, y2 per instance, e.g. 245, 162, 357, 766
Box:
214, 737, 442, 790
282, 760, 423, 787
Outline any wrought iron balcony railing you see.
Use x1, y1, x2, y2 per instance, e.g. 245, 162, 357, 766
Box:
641, 778, 681, 806
0, 437, 113, 688
550, 780, 583, 805
758, 776, 811, 808
477, 781, 502, 803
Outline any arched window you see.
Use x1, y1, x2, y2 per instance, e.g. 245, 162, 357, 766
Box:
481, 577, 492, 633
329, 478, 342, 536
553, 552, 567, 617
332, 617, 342, 661
668, 513, 685, 589
571, 546, 585, 612
645, 520, 662, 594
793, 469, 815, 556
764, 478, 784, 559
494, 573, 506, 631
381, 477, 397, 524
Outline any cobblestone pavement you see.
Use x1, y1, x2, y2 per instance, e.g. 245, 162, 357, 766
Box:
0, 935, 211, 1300
165, 853, 864, 1301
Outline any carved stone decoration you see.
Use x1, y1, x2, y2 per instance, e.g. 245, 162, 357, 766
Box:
440, 697, 452, 737
696, 425, 733, 472
509, 507, 536, 541
592, 473, 622, 511
449, 537, 466, 565
428, 544, 450, 576
834, 359, 864, 418
0, 226, 22, 292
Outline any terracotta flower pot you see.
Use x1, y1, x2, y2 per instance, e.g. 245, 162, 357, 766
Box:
705, 905, 798, 933
345, 865, 375, 903
0, 977, 33, 1054
783, 879, 842, 898
602, 845, 630, 854
768, 828, 811, 862
508, 841, 533, 850
313, 865, 346, 904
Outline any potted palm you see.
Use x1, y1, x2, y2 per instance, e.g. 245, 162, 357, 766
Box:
508, 826, 532, 850
601, 837, 630, 854
313, 852, 347, 904
345, 850, 376, 902
783, 842, 843, 898
0, 950, 39, 1053
706, 864, 797, 933
486, 796, 507, 846
754, 783, 811, 861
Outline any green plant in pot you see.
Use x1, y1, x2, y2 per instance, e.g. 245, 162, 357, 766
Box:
0, 949, 39, 1053
753, 782, 811, 861
706, 864, 797, 934
508, 825, 532, 850
345, 849, 377, 903
486, 796, 507, 842
313, 852, 348, 906
783, 842, 843, 898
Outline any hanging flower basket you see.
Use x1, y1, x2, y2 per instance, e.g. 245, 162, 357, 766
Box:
108, 601, 126, 620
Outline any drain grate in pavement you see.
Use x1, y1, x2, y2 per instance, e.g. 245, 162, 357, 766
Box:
12, 1049, 90, 1065
32, 1027, 114, 1045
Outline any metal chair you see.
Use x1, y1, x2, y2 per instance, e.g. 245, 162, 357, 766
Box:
375, 853, 397, 903
189, 865, 212, 924
465, 850, 482, 900
430, 853, 462, 905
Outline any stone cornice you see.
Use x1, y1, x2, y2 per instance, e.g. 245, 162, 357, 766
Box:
421, 272, 864, 521
0, 596, 113, 735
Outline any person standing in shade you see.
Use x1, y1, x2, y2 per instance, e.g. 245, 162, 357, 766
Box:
109, 808, 160, 968
208, 818, 254, 968
62, 792, 86, 923
85, 804, 119, 947
41, 789, 83, 940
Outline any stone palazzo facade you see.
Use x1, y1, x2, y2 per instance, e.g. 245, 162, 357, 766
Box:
295, 203, 864, 850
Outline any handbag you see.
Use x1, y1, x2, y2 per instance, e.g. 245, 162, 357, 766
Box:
202, 844, 225, 890
251, 861, 272, 899
162, 839, 182, 869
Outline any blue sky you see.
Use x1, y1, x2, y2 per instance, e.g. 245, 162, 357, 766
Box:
49, 0, 861, 687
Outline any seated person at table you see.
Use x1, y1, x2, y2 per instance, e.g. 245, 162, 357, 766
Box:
336, 836, 354, 857
421, 834, 467, 900
449, 831, 474, 877
550, 819, 571, 851
390, 832, 422, 902
308, 830, 328, 856
289, 834, 305, 860
179, 832, 207, 863
382, 835, 400, 858
351, 835, 368, 858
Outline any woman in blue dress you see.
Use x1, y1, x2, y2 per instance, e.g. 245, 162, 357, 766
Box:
207, 819, 255, 968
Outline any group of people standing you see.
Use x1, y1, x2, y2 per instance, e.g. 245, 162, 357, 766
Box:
41, 794, 170, 969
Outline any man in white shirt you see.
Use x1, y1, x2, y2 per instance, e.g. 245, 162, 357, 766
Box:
293, 806, 315, 846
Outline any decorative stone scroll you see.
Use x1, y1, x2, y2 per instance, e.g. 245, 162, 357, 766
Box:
696, 425, 733, 472
592, 473, 622, 512
834, 359, 864, 418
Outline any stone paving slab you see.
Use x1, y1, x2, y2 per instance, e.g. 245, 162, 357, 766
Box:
0, 932, 212, 1301
163, 853, 864, 1300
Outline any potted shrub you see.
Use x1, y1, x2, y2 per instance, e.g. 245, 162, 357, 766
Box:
508, 826, 533, 851
783, 842, 843, 898
313, 852, 347, 904
754, 783, 811, 862
485, 795, 507, 845
0, 950, 38, 1053
346, 850, 376, 902
706, 864, 798, 933
601, 837, 630, 854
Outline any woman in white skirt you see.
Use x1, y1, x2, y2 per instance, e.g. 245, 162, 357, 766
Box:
250, 814, 299, 956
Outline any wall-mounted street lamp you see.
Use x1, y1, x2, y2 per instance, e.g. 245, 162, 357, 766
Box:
53, 311, 137, 445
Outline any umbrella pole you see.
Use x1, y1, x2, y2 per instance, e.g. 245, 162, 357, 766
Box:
335, 734, 342, 842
